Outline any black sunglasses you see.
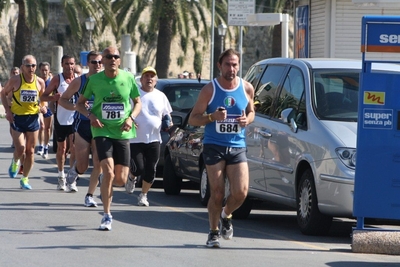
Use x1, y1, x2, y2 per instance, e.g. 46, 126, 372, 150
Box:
90, 60, 102, 65
105, 54, 120, 60
25, 64, 37, 68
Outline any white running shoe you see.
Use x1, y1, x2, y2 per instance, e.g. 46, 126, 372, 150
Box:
138, 193, 149, 206
99, 214, 112, 231
66, 161, 79, 184
57, 176, 66, 191
66, 182, 78, 193
37, 146, 43, 156
84, 195, 97, 207
42, 148, 49, 159
125, 174, 136, 194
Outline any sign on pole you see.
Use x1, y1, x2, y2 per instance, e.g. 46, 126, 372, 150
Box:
228, 0, 255, 26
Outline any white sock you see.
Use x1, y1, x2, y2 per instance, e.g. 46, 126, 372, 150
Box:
59, 170, 64, 177
221, 209, 229, 219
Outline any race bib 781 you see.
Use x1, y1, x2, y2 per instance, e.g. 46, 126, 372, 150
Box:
101, 102, 125, 120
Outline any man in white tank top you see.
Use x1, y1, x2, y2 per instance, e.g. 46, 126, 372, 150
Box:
40, 55, 77, 191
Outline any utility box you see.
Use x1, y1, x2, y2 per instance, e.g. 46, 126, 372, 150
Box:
80, 51, 89, 66
354, 15, 400, 228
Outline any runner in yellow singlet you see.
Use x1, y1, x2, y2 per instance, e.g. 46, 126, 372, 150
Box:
1, 55, 46, 190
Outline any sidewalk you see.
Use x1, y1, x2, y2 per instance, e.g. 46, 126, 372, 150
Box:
0, 104, 4, 117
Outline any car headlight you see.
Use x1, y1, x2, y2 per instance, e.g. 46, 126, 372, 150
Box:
336, 148, 356, 169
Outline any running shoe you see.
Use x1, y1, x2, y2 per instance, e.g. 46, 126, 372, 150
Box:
20, 178, 32, 190
99, 214, 112, 231
66, 161, 79, 184
37, 145, 43, 156
57, 175, 66, 191
125, 174, 136, 194
220, 215, 233, 240
206, 230, 221, 248
66, 182, 78, 193
138, 193, 149, 206
8, 159, 20, 178
84, 195, 98, 207
42, 148, 48, 159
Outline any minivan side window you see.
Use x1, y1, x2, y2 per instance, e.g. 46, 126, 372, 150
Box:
244, 64, 266, 90
254, 65, 286, 116
273, 67, 305, 122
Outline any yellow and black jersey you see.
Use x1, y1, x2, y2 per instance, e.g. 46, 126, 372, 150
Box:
11, 74, 40, 115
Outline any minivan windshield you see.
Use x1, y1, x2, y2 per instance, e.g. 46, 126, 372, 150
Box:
313, 70, 359, 122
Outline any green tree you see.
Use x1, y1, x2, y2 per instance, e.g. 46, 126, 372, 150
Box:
112, 0, 228, 78
0, 0, 114, 67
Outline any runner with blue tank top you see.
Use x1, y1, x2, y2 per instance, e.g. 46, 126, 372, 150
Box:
189, 49, 255, 248
37, 61, 53, 159
58, 51, 103, 207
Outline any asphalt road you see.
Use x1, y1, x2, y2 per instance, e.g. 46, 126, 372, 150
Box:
1, 116, 400, 266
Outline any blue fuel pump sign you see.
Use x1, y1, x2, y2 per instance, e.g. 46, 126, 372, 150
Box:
354, 16, 400, 226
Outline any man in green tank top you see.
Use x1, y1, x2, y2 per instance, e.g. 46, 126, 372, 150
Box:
76, 47, 141, 231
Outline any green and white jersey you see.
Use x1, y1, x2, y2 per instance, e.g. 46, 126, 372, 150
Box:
82, 70, 140, 140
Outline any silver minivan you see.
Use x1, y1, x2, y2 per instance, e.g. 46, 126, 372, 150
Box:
244, 58, 400, 235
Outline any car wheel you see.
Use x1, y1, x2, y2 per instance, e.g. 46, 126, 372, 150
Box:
199, 165, 210, 206
163, 154, 182, 195
296, 169, 332, 235
232, 197, 253, 219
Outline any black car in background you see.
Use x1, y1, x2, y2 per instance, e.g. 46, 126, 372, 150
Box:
147, 78, 209, 167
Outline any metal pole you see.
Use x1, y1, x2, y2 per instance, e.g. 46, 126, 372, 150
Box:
89, 30, 92, 51
281, 14, 289, 58
210, 0, 215, 80
239, 26, 243, 78
221, 36, 224, 53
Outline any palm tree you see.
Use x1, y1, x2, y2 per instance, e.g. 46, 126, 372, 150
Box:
112, 0, 228, 78
10, 0, 48, 67
0, 0, 114, 67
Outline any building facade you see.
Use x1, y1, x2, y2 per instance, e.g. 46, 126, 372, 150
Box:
294, 0, 400, 60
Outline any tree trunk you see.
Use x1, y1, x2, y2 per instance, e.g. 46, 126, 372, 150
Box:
13, 0, 32, 67
155, 0, 176, 78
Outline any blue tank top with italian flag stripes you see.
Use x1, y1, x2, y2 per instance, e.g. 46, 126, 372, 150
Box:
203, 77, 248, 147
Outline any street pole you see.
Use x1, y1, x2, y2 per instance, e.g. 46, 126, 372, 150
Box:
239, 26, 243, 77
210, 0, 215, 80
89, 30, 92, 51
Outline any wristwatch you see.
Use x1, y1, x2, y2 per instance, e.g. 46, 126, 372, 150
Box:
130, 115, 136, 121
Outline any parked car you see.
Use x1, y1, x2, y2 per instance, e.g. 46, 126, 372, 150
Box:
162, 58, 400, 235
153, 78, 209, 167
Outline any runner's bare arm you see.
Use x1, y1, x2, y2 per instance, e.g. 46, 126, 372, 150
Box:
40, 75, 60, 102
189, 83, 226, 126
58, 77, 80, 110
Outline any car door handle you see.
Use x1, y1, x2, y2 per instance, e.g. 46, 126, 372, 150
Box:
258, 130, 272, 138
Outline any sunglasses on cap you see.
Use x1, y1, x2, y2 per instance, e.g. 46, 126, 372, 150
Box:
25, 64, 37, 68
104, 54, 120, 60
90, 60, 102, 65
